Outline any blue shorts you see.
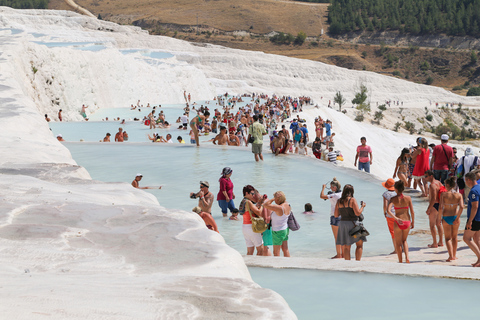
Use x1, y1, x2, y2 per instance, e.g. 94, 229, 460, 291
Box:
330, 216, 341, 226
218, 199, 236, 214
358, 161, 370, 173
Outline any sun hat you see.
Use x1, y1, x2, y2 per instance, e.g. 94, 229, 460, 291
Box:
56, 134, 62, 138
192, 206, 202, 214
441, 134, 449, 141
136, 173, 143, 177
382, 178, 395, 191
465, 147, 474, 156
200, 181, 209, 188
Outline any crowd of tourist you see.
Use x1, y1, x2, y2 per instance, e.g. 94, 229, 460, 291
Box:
382, 134, 480, 266
50, 92, 480, 267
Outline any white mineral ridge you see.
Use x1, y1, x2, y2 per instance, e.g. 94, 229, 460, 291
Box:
1, 6, 479, 318
0, 7, 295, 320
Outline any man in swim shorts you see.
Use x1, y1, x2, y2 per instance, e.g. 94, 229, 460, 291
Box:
190, 181, 214, 214
463, 172, 480, 267
248, 114, 267, 161
213, 126, 228, 145
115, 128, 124, 142
425, 170, 444, 248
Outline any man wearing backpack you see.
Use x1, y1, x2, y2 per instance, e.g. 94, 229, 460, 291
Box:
457, 147, 480, 200
430, 134, 454, 184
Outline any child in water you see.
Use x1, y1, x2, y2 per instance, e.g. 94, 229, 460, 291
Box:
229, 208, 240, 220
303, 203, 315, 214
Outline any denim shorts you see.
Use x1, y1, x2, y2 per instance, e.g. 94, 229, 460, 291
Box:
330, 216, 341, 226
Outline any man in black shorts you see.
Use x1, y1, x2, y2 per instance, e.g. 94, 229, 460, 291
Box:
464, 172, 480, 267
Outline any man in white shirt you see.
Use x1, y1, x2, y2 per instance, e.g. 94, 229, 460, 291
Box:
181, 113, 189, 130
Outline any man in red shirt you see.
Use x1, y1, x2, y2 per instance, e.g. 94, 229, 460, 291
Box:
354, 137, 373, 173
430, 134, 454, 184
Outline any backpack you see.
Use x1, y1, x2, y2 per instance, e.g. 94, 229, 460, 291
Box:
456, 156, 478, 178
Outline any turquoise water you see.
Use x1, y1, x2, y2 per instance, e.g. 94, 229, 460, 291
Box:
49, 103, 257, 143
120, 49, 174, 59
249, 267, 478, 320
64, 142, 437, 258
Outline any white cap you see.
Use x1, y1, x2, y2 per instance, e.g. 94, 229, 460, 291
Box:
136, 173, 143, 177
465, 147, 474, 156
441, 134, 449, 141
56, 134, 62, 138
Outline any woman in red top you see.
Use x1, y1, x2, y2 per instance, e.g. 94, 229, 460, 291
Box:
217, 167, 236, 217
412, 138, 430, 197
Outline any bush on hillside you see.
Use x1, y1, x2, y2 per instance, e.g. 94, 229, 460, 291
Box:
270, 32, 295, 45
294, 31, 307, 45
467, 87, 480, 96
0, 0, 48, 9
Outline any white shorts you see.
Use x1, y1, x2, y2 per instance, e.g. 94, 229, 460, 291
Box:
242, 224, 263, 248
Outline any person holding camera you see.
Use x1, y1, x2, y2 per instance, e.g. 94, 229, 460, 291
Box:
190, 181, 214, 214
334, 184, 366, 261
320, 178, 342, 259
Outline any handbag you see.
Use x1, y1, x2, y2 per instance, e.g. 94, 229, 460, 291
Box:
287, 211, 300, 231
248, 135, 255, 144
349, 223, 369, 238
247, 202, 267, 233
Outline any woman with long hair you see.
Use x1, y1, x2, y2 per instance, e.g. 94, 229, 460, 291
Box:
320, 178, 343, 259
242, 185, 264, 256
334, 184, 366, 260
393, 148, 410, 186
411, 138, 430, 197
387, 180, 415, 263
439, 176, 464, 262
217, 167, 236, 217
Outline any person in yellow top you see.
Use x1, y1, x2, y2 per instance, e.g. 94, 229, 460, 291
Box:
177, 136, 186, 143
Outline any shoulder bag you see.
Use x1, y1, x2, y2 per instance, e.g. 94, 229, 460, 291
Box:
287, 210, 300, 231
247, 202, 268, 233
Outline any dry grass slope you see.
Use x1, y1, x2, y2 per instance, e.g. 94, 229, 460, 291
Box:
48, 0, 478, 93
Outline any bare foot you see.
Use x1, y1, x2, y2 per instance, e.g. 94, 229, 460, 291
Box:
438, 243, 444, 247
406, 259, 410, 263
389, 251, 396, 255
428, 244, 438, 248
331, 255, 342, 259
446, 257, 453, 262
473, 261, 480, 267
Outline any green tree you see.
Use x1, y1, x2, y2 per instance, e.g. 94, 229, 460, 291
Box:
352, 84, 370, 112
471, 50, 478, 64
334, 91, 346, 111
294, 31, 307, 45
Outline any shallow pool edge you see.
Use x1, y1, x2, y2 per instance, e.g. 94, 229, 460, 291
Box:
244, 256, 480, 281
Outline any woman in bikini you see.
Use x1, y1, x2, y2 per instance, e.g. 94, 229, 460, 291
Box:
393, 148, 410, 186
387, 180, 415, 263
439, 176, 464, 262
189, 111, 210, 146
